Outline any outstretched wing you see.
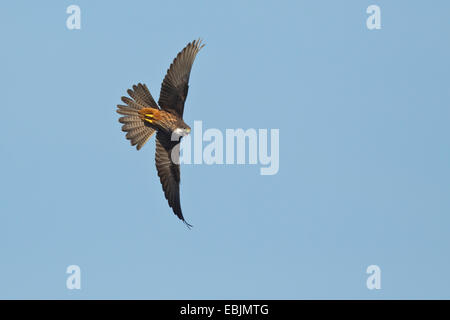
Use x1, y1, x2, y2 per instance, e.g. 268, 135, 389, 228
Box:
155, 131, 191, 227
116, 83, 158, 150
158, 39, 205, 118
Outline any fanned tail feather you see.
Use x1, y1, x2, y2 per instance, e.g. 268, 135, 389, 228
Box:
116, 83, 159, 150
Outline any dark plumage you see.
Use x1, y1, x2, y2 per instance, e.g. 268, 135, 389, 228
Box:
116, 39, 204, 227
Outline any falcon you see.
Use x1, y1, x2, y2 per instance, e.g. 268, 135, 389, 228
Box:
116, 39, 205, 227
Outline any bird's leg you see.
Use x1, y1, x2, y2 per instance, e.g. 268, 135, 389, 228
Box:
139, 108, 161, 124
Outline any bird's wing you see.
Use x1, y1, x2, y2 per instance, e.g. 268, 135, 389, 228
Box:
117, 83, 158, 150
158, 39, 205, 118
155, 131, 192, 227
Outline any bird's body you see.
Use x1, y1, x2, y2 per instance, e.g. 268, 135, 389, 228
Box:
116, 39, 204, 227
138, 107, 190, 135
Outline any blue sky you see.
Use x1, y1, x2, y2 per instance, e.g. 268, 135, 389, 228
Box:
1, 0, 450, 299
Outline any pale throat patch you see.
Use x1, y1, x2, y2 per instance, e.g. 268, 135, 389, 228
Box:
173, 128, 190, 137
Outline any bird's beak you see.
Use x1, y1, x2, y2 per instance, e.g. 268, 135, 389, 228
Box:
186, 128, 191, 134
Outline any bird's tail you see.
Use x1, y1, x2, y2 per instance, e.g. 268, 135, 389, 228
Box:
116, 83, 159, 150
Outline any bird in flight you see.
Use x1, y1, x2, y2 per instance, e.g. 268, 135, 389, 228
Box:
116, 39, 205, 227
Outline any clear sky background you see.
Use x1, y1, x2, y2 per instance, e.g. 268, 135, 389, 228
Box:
1, 1, 449, 299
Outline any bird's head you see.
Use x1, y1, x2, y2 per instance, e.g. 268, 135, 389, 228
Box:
173, 125, 191, 138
